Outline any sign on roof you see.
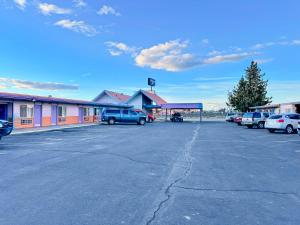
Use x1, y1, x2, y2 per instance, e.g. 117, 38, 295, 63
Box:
148, 78, 156, 87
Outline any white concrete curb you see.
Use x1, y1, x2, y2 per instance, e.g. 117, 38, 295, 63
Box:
11, 123, 99, 135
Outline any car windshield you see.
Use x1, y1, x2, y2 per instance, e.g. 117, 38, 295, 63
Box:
269, 115, 282, 119
243, 113, 253, 118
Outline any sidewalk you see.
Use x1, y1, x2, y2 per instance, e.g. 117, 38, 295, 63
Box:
11, 123, 99, 135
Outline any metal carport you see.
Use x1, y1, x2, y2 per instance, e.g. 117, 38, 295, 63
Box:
161, 103, 203, 122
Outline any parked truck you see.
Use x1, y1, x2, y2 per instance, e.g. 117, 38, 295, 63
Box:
101, 108, 147, 125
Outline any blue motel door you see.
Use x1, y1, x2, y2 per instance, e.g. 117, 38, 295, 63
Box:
34, 104, 42, 127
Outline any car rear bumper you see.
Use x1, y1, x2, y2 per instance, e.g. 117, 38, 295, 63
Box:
241, 121, 254, 125
265, 124, 285, 130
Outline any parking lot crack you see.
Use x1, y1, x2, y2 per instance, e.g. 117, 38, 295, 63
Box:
173, 185, 299, 198
145, 125, 200, 225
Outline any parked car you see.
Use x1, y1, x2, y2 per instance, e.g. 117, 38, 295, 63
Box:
234, 113, 244, 126
242, 112, 271, 129
225, 113, 237, 122
101, 108, 147, 125
298, 121, 300, 135
265, 113, 300, 134
134, 109, 156, 123
171, 112, 183, 122
0, 120, 13, 140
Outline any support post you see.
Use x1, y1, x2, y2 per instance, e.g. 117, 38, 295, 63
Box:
200, 109, 202, 123
165, 109, 167, 121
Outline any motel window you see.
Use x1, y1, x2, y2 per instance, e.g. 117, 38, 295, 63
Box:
94, 108, 100, 116
84, 108, 90, 117
58, 106, 67, 117
20, 105, 33, 118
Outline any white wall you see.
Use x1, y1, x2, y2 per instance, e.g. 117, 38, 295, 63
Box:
127, 94, 143, 109
13, 101, 34, 118
42, 104, 51, 117
280, 104, 296, 113
95, 94, 119, 104
66, 105, 79, 116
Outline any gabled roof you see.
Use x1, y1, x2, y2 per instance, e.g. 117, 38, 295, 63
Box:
93, 90, 131, 103
126, 90, 167, 105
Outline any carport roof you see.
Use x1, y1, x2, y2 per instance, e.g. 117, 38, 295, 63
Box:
161, 103, 203, 109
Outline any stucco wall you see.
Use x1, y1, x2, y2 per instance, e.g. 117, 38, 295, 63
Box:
280, 104, 296, 113
42, 104, 51, 117
13, 101, 34, 118
66, 105, 79, 116
127, 94, 143, 109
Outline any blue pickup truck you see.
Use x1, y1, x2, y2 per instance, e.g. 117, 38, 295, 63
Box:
101, 108, 147, 125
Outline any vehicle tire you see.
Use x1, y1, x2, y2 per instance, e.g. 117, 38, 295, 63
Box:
247, 125, 253, 129
237, 122, 242, 126
286, 125, 294, 134
108, 118, 115, 125
268, 129, 275, 133
139, 118, 146, 125
258, 122, 265, 129
148, 118, 153, 123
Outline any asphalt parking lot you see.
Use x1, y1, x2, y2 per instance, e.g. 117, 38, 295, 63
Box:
1, 122, 300, 225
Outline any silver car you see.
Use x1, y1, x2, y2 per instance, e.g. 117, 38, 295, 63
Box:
242, 112, 271, 129
265, 113, 300, 134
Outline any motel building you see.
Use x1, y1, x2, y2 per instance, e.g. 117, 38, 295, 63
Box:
249, 102, 300, 114
0, 92, 101, 129
0, 89, 203, 130
93, 89, 168, 115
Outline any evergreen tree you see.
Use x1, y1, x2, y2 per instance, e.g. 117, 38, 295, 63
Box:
227, 61, 272, 112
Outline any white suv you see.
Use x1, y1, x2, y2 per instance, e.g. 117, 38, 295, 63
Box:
265, 113, 300, 134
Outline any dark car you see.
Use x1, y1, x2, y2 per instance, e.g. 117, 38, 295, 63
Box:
171, 112, 183, 122
101, 108, 147, 125
0, 120, 13, 140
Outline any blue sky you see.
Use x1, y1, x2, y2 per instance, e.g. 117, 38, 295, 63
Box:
0, 0, 300, 109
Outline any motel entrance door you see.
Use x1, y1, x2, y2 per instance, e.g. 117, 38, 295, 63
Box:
0, 103, 13, 122
34, 104, 42, 127
79, 107, 84, 123
296, 104, 300, 114
0, 104, 7, 120
51, 105, 58, 125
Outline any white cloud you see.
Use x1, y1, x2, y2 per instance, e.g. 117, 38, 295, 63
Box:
135, 40, 202, 72
208, 50, 223, 56
203, 52, 256, 64
194, 76, 239, 81
97, 5, 121, 16
54, 19, 97, 37
255, 58, 273, 64
109, 40, 255, 72
201, 39, 209, 45
105, 41, 138, 56
0, 77, 79, 90
14, 0, 26, 9
292, 40, 300, 45
38, 3, 72, 15
251, 39, 300, 50
73, 0, 86, 8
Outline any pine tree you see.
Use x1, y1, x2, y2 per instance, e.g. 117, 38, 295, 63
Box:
227, 61, 272, 112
